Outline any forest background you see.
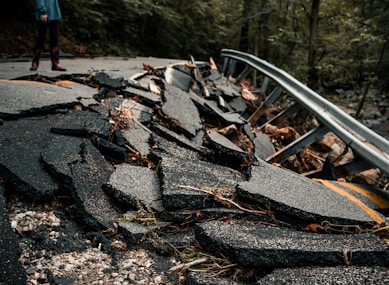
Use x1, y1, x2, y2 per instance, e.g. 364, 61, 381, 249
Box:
1, 0, 388, 97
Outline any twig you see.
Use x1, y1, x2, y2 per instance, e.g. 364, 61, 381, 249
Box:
124, 143, 138, 154
178, 185, 267, 215
342, 248, 352, 266
371, 225, 389, 234
168, 257, 209, 274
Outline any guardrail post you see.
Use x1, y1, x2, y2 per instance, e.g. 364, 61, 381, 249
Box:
266, 125, 330, 163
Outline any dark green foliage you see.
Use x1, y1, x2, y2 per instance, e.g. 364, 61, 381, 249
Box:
0, 0, 387, 94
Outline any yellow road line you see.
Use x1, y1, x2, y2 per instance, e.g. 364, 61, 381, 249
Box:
0, 79, 75, 86
314, 179, 384, 224
337, 181, 389, 209
0, 79, 45, 84
55, 80, 76, 86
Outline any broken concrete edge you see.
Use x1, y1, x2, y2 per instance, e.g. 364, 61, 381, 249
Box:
194, 220, 389, 268
0, 164, 54, 202
235, 182, 384, 229
150, 123, 206, 154
0, 102, 82, 120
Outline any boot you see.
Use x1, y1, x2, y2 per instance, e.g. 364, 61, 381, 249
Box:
50, 47, 67, 71
30, 48, 41, 71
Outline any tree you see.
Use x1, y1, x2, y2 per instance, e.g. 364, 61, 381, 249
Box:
307, 0, 320, 90
239, 0, 252, 52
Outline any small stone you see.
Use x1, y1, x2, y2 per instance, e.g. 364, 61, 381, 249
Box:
154, 275, 162, 283
128, 273, 136, 281
11, 220, 17, 229
16, 212, 26, 219
26, 211, 36, 217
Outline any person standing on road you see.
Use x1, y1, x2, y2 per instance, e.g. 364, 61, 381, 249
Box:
30, 0, 66, 71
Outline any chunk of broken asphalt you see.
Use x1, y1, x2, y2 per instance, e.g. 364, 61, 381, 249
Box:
213, 82, 241, 98
164, 66, 193, 92
319, 180, 389, 213
202, 69, 224, 83
252, 132, 275, 160
103, 164, 164, 212
257, 266, 389, 284
195, 220, 389, 268
40, 136, 120, 230
161, 84, 203, 138
159, 155, 245, 210
237, 160, 386, 225
205, 130, 248, 166
150, 123, 204, 152
124, 86, 161, 106
91, 135, 127, 163
0, 115, 67, 200
120, 98, 154, 123
93, 72, 123, 89
49, 109, 111, 138
122, 123, 152, 156
225, 95, 248, 113
91, 97, 154, 129
188, 90, 245, 125
0, 80, 95, 119
0, 186, 27, 285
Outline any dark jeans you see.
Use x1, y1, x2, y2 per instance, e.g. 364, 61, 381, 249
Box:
34, 20, 59, 50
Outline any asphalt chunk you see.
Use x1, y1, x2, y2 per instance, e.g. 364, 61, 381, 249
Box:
257, 266, 389, 285
160, 155, 245, 210
0, 116, 67, 200
49, 109, 111, 138
40, 136, 120, 230
237, 160, 386, 225
104, 164, 164, 212
0, 80, 95, 119
195, 220, 389, 268
161, 84, 203, 139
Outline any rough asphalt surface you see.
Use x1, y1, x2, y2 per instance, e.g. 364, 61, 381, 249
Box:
0, 56, 388, 284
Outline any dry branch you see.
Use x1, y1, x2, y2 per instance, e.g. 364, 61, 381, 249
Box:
177, 185, 267, 215
168, 257, 209, 274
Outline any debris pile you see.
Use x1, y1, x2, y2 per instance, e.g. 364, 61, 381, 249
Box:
0, 56, 388, 284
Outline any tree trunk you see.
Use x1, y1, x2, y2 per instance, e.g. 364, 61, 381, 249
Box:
239, 0, 251, 52
307, 0, 320, 90
254, 0, 270, 86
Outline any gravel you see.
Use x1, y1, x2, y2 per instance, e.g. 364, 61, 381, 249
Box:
6, 195, 179, 285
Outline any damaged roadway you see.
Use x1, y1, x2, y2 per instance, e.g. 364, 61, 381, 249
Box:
0, 56, 389, 284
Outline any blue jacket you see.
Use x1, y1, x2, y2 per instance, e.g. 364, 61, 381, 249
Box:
34, 0, 62, 21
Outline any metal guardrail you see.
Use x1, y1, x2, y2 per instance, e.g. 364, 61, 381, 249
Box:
220, 49, 389, 176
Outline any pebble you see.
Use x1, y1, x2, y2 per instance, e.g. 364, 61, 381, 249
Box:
7, 193, 177, 285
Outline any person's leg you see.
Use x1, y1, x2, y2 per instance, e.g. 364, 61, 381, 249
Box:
49, 20, 66, 71
30, 21, 47, 71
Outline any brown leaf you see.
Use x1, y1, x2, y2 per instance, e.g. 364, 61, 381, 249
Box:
240, 85, 258, 101
209, 57, 218, 70
301, 223, 325, 233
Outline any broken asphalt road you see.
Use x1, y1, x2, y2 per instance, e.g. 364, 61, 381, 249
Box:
0, 56, 388, 284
